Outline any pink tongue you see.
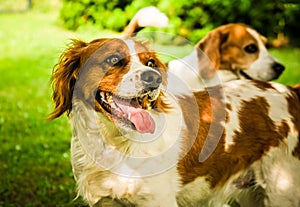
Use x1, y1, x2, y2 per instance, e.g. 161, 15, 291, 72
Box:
129, 108, 155, 134
115, 103, 155, 134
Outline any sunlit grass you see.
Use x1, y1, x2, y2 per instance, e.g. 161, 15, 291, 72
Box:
0, 10, 86, 207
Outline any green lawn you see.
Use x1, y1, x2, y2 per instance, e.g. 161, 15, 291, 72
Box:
0, 10, 87, 207
271, 47, 300, 85
0, 8, 299, 207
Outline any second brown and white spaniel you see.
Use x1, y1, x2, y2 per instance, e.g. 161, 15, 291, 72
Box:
168, 23, 285, 90
49, 37, 300, 207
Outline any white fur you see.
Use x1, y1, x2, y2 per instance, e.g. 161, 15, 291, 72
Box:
168, 50, 222, 90
168, 50, 203, 89
255, 144, 300, 207
71, 92, 183, 206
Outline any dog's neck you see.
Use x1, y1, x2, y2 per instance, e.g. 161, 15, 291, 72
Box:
217, 69, 252, 83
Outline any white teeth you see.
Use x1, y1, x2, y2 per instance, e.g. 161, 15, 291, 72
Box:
128, 112, 131, 120
99, 89, 159, 111
100, 91, 106, 99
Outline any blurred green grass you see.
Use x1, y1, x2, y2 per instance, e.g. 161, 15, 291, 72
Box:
0, 7, 299, 207
270, 47, 300, 85
0, 10, 86, 207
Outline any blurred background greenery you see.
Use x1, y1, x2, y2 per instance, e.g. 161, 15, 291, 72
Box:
0, 0, 299, 206
60, 0, 300, 45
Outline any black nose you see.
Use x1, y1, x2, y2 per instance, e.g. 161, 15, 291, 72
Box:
272, 62, 285, 74
141, 70, 162, 88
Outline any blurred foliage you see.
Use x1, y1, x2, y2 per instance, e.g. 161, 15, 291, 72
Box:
59, 0, 299, 45
284, 2, 300, 46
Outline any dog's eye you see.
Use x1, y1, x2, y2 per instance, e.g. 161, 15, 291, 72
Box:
146, 59, 156, 68
106, 55, 120, 66
244, 44, 258, 53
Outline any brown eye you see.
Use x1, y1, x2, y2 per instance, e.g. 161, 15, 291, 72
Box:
244, 44, 258, 53
106, 55, 120, 66
146, 59, 156, 68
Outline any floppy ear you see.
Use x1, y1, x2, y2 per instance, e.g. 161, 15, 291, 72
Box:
47, 39, 88, 120
196, 29, 228, 70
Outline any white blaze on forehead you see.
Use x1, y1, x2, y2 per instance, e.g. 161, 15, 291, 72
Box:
246, 28, 268, 54
122, 39, 141, 64
116, 39, 149, 97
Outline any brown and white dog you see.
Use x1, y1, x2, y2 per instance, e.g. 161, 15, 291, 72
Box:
168, 23, 285, 90
49, 37, 300, 207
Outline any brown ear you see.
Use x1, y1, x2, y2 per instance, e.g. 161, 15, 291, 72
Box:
47, 39, 88, 120
196, 29, 227, 70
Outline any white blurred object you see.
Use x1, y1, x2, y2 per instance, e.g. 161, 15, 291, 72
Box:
135, 6, 168, 27
124, 6, 169, 37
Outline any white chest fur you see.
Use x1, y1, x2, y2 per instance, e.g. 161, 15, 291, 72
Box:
70, 97, 183, 206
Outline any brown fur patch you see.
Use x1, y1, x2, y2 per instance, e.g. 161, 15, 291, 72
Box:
290, 85, 300, 159
252, 80, 275, 91
286, 92, 300, 159
178, 92, 291, 188
178, 86, 227, 187
48, 38, 114, 119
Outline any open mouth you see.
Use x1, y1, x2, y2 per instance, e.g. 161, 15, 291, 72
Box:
95, 89, 160, 134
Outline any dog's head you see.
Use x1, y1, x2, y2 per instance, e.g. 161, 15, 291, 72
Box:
196, 23, 285, 81
48, 38, 168, 134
